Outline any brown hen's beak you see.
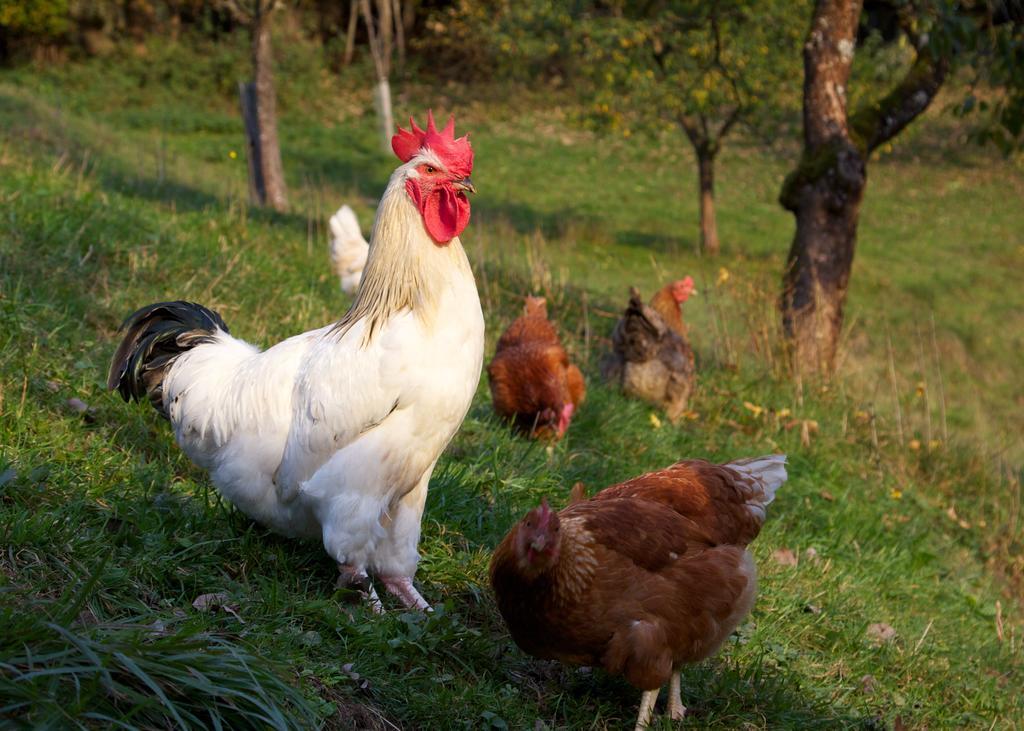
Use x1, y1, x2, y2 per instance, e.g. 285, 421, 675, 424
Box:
530, 535, 547, 552
453, 177, 476, 194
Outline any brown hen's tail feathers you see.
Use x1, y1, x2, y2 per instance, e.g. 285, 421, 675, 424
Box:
727, 454, 787, 521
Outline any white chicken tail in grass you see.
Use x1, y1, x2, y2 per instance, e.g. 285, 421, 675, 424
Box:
108, 111, 483, 612
329, 204, 369, 295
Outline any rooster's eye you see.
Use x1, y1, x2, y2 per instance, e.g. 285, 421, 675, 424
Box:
525, 520, 533, 528
425, 166, 436, 174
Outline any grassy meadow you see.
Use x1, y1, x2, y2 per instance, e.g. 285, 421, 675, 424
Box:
1, 35, 1022, 729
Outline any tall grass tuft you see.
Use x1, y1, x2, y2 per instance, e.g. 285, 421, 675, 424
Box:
0, 604, 318, 730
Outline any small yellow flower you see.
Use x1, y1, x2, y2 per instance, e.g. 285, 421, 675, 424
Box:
915, 381, 926, 398
909, 439, 921, 451
649, 413, 663, 429
889, 488, 903, 500
716, 267, 730, 285
229, 150, 238, 159
928, 439, 942, 450
777, 408, 791, 419
743, 401, 764, 417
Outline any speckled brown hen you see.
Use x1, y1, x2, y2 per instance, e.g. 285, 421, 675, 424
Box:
487, 296, 585, 440
601, 285, 696, 422
489, 455, 787, 730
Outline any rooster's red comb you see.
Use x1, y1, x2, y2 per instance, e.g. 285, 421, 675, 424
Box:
392, 110, 473, 177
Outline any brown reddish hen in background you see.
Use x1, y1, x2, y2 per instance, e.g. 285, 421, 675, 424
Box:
487, 296, 585, 439
601, 284, 696, 422
648, 276, 696, 338
490, 455, 787, 730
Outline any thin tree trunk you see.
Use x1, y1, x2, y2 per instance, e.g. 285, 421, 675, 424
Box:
252, 6, 288, 212
361, 0, 394, 152
392, 0, 405, 70
343, 0, 358, 65
697, 149, 720, 256
374, 78, 394, 151
239, 81, 265, 205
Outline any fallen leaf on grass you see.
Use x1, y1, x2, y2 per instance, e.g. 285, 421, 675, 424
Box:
803, 547, 820, 563
771, 548, 798, 566
866, 622, 897, 645
818, 489, 835, 501
800, 419, 819, 447
743, 401, 764, 418
192, 592, 245, 623
341, 662, 370, 690
946, 505, 971, 529
859, 674, 877, 694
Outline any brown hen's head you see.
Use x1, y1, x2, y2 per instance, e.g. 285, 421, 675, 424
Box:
392, 110, 475, 245
670, 276, 696, 303
514, 499, 562, 575
523, 295, 548, 319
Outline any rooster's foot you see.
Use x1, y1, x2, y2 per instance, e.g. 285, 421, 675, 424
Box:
667, 672, 687, 720
380, 576, 431, 611
337, 564, 383, 614
634, 689, 659, 731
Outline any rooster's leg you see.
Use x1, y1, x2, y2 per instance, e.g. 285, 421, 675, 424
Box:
667, 672, 686, 720
337, 564, 383, 614
634, 688, 659, 731
380, 576, 430, 611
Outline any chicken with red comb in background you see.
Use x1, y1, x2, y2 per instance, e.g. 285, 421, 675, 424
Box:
490, 455, 787, 729
649, 276, 697, 338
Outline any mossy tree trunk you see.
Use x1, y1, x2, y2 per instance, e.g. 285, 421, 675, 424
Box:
781, 0, 946, 375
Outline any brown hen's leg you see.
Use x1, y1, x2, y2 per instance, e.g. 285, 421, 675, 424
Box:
634, 689, 659, 731
337, 564, 383, 614
380, 576, 431, 611
667, 672, 687, 720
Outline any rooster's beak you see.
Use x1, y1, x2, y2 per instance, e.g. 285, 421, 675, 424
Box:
453, 177, 476, 194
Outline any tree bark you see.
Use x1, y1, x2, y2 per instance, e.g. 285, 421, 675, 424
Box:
696, 148, 720, 256
780, 0, 945, 375
239, 81, 265, 206
343, 0, 358, 66
361, 0, 395, 152
252, 5, 288, 212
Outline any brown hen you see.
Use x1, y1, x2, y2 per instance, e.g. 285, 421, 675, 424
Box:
487, 296, 585, 439
489, 455, 787, 729
601, 285, 696, 422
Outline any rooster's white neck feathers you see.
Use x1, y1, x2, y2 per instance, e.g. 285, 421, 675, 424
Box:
332, 156, 472, 344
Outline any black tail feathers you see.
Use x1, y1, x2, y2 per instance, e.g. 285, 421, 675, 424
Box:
107, 301, 229, 418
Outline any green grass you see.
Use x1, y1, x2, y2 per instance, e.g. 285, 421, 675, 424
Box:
1, 35, 1022, 729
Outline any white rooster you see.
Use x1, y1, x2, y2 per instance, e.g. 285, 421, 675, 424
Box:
108, 112, 482, 611
328, 204, 369, 295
